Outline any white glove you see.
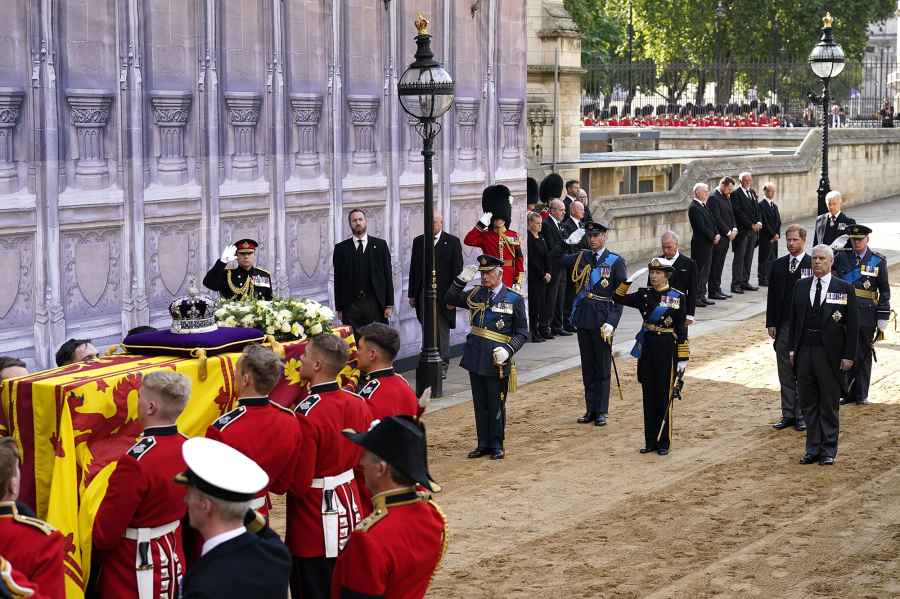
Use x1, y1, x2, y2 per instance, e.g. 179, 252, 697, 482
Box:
478, 212, 493, 227
512, 283, 522, 294
830, 234, 849, 250
600, 323, 614, 342
220, 244, 237, 263
676, 360, 687, 374
457, 264, 479, 284
565, 228, 586, 245
626, 267, 648, 283
492, 346, 510, 365
877, 319, 888, 331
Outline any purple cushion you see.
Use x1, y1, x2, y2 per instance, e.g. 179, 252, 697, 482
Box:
122, 327, 265, 357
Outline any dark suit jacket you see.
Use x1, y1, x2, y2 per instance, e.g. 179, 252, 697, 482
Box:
758, 199, 781, 241
540, 215, 569, 273
789, 276, 859, 393
732, 187, 760, 231
181, 531, 291, 599
707, 189, 736, 236
688, 200, 717, 264
813, 212, 856, 246
527, 232, 552, 282
408, 231, 463, 327
667, 253, 698, 317
563, 196, 593, 223
333, 236, 394, 312
766, 253, 811, 330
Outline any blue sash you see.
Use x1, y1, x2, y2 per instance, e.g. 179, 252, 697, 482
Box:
571, 252, 619, 320
630, 289, 679, 359
843, 253, 879, 285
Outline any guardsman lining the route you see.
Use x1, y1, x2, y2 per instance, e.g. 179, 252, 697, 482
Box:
203, 238, 273, 300
444, 255, 528, 460
464, 185, 526, 291
562, 221, 627, 427
331, 416, 447, 599
613, 257, 689, 455
834, 224, 891, 405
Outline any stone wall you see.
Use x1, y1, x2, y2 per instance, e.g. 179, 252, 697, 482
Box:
594, 128, 900, 263
0, 1, 527, 369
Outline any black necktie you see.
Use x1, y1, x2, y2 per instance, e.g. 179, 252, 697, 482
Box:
813, 278, 822, 311
790, 257, 797, 272
356, 239, 363, 255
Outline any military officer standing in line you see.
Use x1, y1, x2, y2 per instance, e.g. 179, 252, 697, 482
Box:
834, 224, 891, 405
561, 222, 627, 427
202, 238, 273, 300
613, 257, 689, 455
445, 255, 528, 460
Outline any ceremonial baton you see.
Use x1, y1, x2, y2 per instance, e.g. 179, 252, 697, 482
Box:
606, 335, 624, 404
656, 366, 680, 443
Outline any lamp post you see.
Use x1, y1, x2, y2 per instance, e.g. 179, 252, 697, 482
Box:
715, 1, 725, 105
626, 0, 634, 113
398, 13, 455, 398
808, 12, 845, 215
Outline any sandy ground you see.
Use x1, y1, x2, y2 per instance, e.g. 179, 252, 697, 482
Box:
272, 269, 900, 598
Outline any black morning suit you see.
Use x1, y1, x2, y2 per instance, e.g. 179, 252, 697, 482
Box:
834, 249, 892, 403
181, 530, 291, 599
707, 189, 736, 295
333, 236, 394, 332
540, 215, 570, 333
789, 276, 859, 459
731, 186, 760, 288
666, 253, 698, 320
563, 195, 593, 222
526, 232, 554, 338
813, 212, 856, 246
688, 199, 718, 300
766, 253, 812, 420
409, 231, 464, 361
757, 199, 781, 285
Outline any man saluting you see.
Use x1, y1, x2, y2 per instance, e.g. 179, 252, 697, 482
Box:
203, 238, 273, 300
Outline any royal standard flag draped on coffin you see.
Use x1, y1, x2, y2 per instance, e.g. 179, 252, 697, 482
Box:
0, 328, 357, 598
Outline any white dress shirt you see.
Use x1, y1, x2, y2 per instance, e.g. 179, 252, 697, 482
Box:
433, 230, 442, 245
809, 273, 832, 307
201, 526, 246, 556
490, 283, 504, 302
352, 234, 369, 252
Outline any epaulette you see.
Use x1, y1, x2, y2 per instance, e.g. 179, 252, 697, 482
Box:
212, 406, 247, 431
269, 400, 295, 415
358, 379, 380, 400
872, 251, 886, 262
127, 436, 157, 461
355, 508, 388, 533
13, 513, 56, 536
294, 394, 321, 416
255, 267, 272, 276
504, 287, 522, 299
346, 390, 366, 402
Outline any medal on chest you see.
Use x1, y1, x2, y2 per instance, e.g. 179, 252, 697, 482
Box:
495, 318, 505, 330
863, 279, 871, 289
663, 315, 673, 327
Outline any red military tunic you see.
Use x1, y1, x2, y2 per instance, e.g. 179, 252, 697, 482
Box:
287, 382, 372, 559
92, 425, 188, 599
330, 488, 447, 599
463, 226, 525, 288
0, 555, 50, 598
0, 503, 65, 599
356, 368, 420, 420
206, 396, 302, 516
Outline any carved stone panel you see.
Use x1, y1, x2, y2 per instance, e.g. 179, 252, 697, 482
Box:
286, 209, 330, 289
224, 92, 262, 181
289, 93, 322, 176
145, 222, 201, 309
455, 97, 480, 170
66, 90, 114, 190
0, 87, 24, 194
150, 91, 193, 186
0, 234, 34, 327
453, 197, 483, 261
347, 95, 379, 176
498, 98, 524, 164
62, 228, 122, 319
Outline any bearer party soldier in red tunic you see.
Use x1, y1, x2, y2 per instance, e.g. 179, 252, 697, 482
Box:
206, 344, 302, 517
288, 333, 373, 599
464, 185, 525, 291
92, 371, 192, 599
332, 416, 447, 599
355, 323, 420, 420
0, 439, 65, 599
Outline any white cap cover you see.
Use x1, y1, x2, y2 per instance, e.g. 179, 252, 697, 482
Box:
176, 437, 269, 502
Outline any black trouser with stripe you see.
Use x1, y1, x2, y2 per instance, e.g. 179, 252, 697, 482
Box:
849, 326, 875, 402
637, 331, 676, 450
576, 328, 611, 416
469, 371, 508, 450
290, 556, 335, 599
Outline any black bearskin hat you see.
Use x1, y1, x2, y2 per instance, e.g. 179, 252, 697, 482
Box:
539, 173, 564, 203
527, 177, 539, 205
481, 184, 512, 225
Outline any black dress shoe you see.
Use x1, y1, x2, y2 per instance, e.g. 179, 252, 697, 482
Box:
799, 454, 818, 464
467, 448, 490, 459
741, 283, 759, 291
563, 325, 577, 333
490, 449, 505, 460
696, 298, 708, 307
819, 456, 834, 465
657, 448, 669, 455
554, 329, 573, 337
795, 419, 807, 431
730, 286, 745, 294
709, 292, 727, 300
594, 415, 607, 426
704, 298, 717, 305
773, 417, 796, 430
839, 397, 858, 406
531, 334, 546, 343
859, 398, 872, 405
639, 447, 656, 454
577, 413, 596, 424
758, 281, 769, 287
541, 329, 555, 340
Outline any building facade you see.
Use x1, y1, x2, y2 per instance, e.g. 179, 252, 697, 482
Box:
0, 0, 527, 368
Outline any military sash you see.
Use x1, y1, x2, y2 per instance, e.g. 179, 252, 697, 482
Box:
843, 253, 880, 287
630, 288, 680, 359
571, 251, 619, 319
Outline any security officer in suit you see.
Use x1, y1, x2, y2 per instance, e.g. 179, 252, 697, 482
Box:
445, 255, 528, 460
561, 221, 626, 426
203, 238, 273, 300
834, 224, 892, 405
177, 437, 291, 598
789, 245, 859, 465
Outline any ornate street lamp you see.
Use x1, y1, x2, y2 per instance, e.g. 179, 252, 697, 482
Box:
809, 12, 845, 215
398, 13, 455, 397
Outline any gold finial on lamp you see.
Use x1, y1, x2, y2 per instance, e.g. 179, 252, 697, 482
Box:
415, 12, 429, 35
822, 12, 833, 28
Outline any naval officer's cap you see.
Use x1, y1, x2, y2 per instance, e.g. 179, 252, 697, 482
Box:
174, 437, 268, 502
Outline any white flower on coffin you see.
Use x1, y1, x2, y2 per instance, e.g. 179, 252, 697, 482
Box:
318, 306, 335, 321
265, 325, 275, 335
291, 322, 304, 337
241, 314, 256, 327
277, 309, 293, 320
223, 316, 238, 327
309, 323, 323, 336
214, 308, 227, 318
280, 322, 292, 333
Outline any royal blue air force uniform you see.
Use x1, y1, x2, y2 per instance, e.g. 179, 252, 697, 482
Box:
445, 266, 528, 454
561, 248, 627, 419
834, 246, 891, 403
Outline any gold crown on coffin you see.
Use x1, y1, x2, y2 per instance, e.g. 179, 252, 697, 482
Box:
822, 12, 833, 28
415, 12, 429, 35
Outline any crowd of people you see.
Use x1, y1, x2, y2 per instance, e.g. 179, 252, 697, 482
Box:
0, 170, 893, 598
